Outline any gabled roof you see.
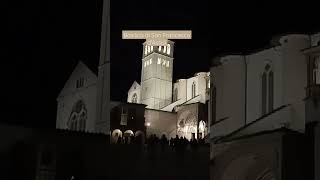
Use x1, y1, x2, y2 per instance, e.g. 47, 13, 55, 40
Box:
214, 104, 291, 143
57, 61, 97, 99
128, 81, 141, 93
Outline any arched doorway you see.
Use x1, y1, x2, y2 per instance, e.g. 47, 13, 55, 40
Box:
111, 129, 122, 143
124, 130, 134, 144
198, 120, 206, 139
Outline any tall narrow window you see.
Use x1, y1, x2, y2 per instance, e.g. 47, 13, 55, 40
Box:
120, 107, 128, 125
157, 58, 161, 64
163, 46, 167, 53
80, 77, 84, 87
211, 86, 217, 125
150, 46, 153, 52
145, 46, 147, 55
192, 82, 196, 98
268, 71, 274, 112
167, 44, 171, 55
149, 58, 152, 64
262, 72, 267, 115
314, 57, 320, 84
158, 46, 162, 51
261, 63, 274, 116
147, 46, 150, 53
174, 88, 178, 102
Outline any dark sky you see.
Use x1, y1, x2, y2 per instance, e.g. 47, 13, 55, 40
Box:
5, 1, 320, 128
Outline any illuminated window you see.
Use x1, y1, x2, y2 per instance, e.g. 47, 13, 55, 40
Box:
150, 58, 152, 64
167, 44, 171, 55
158, 46, 162, 51
147, 60, 149, 66
157, 58, 161, 64
163, 46, 167, 53
145, 46, 147, 55
147, 46, 150, 53
166, 61, 169, 67
144, 61, 147, 67
151, 46, 153, 51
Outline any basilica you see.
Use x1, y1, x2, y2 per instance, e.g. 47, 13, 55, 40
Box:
55, 40, 210, 143
209, 32, 320, 180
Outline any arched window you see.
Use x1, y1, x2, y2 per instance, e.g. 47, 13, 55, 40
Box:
147, 46, 150, 53
313, 56, 320, 84
67, 100, 87, 131
167, 44, 171, 55
261, 64, 274, 115
192, 82, 196, 98
132, 93, 138, 103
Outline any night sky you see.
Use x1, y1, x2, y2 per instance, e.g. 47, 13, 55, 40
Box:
5, 1, 320, 128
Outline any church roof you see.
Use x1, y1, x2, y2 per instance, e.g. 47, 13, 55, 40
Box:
214, 104, 292, 143
128, 81, 141, 93
80, 60, 98, 75
57, 60, 98, 99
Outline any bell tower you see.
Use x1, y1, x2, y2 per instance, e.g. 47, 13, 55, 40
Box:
140, 40, 174, 109
95, 0, 110, 134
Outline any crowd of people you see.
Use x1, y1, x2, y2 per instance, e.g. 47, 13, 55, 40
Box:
115, 134, 143, 145
115, 133, 207, 153
146, 134, 207, 152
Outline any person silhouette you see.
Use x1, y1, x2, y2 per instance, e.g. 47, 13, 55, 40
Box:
117, 136, 122, 144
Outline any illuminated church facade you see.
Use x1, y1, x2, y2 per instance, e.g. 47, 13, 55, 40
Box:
127, 40, 210, 140
55, 40, 210, 141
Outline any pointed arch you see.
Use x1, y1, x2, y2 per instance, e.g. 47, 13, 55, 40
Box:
131, 93, 138, 103
261, 63, 274, 116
